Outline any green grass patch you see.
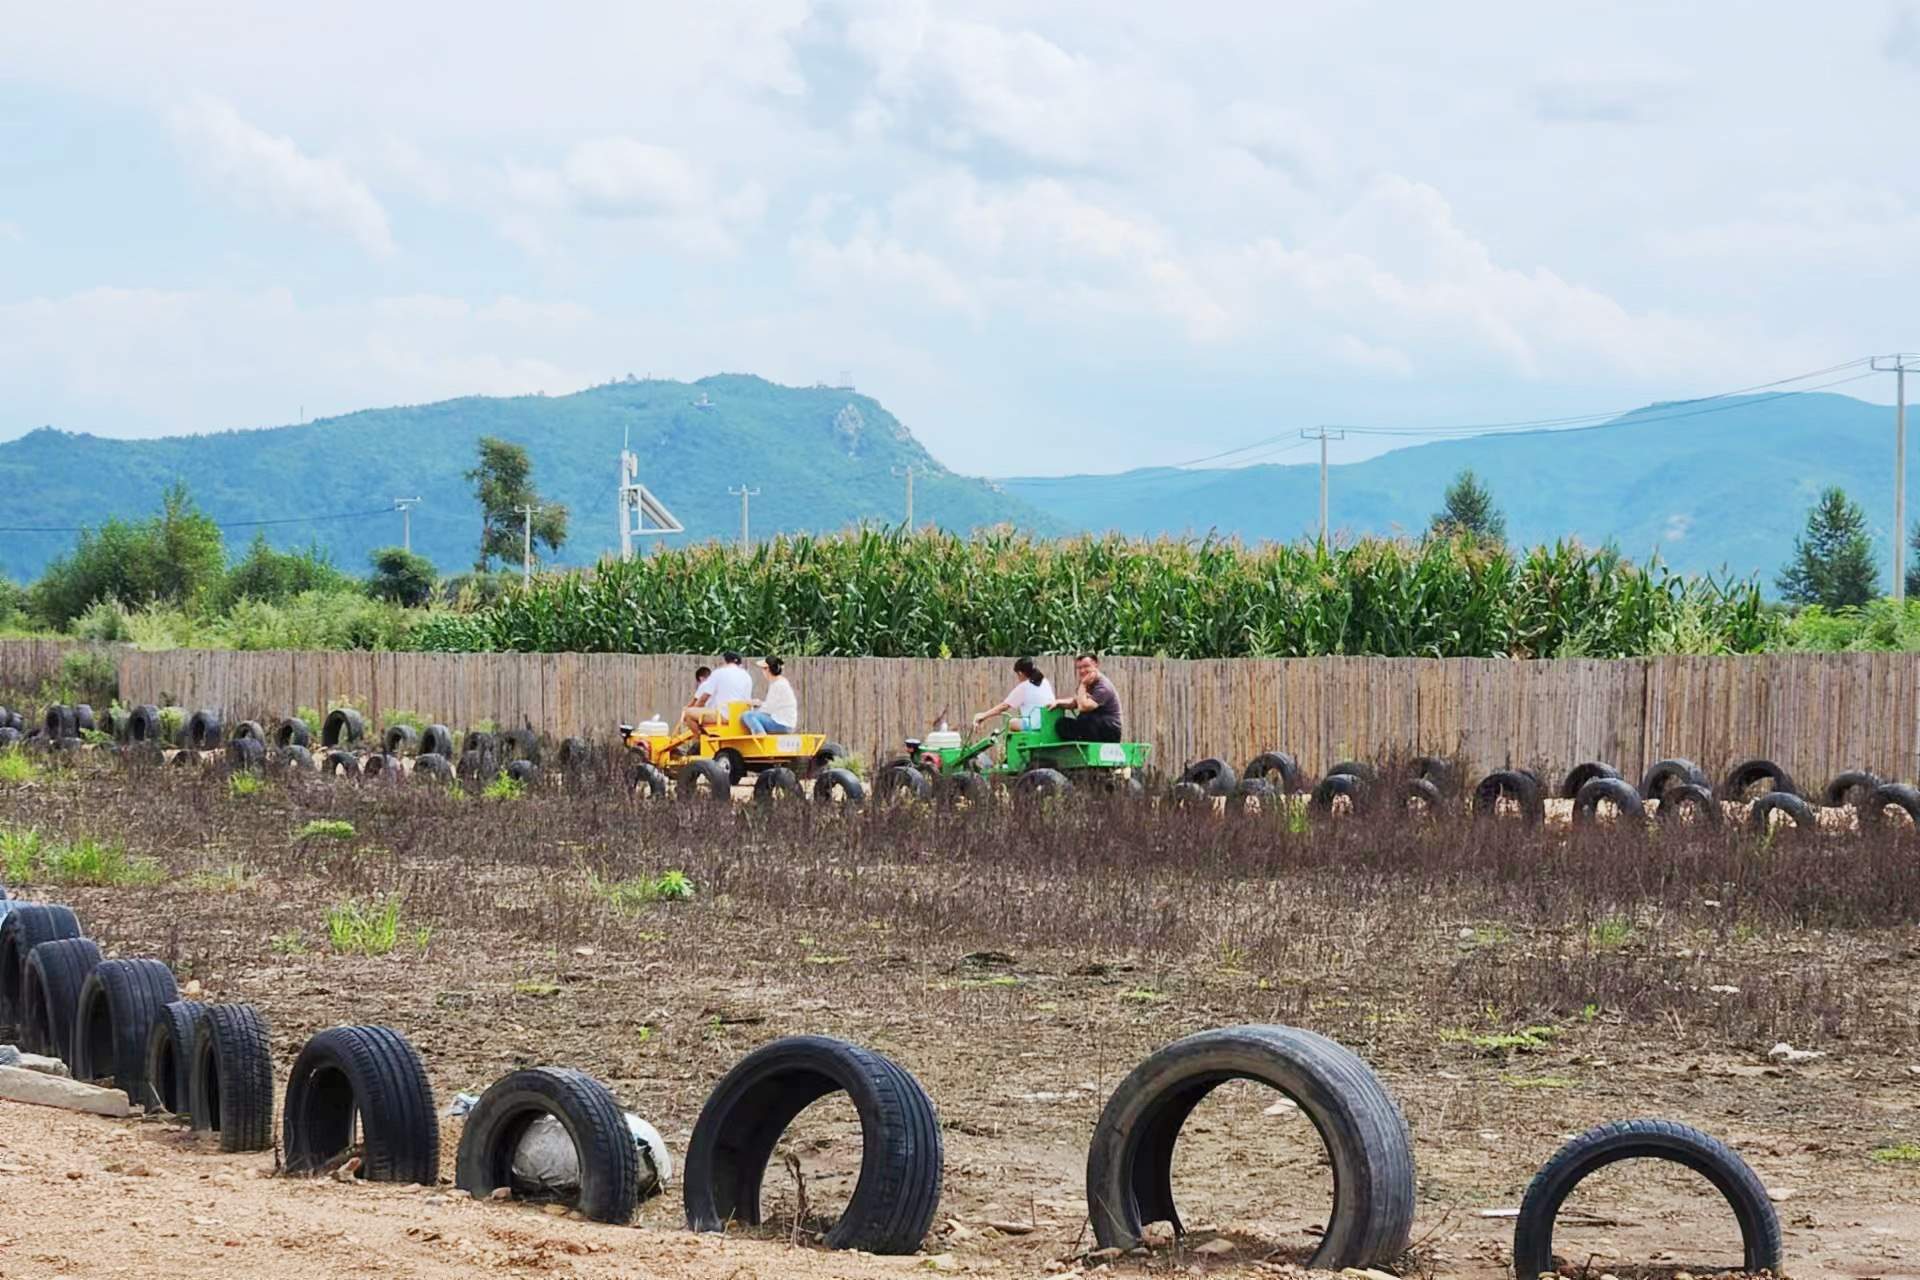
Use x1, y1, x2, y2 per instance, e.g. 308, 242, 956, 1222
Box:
325, 896, 403, 956
511, 979, 561, 997
3, 828, 163, 887
1588, 916, 1634, 948
0, 750, 40, 785
586, 868, 695, 910
482, 773, 524, 801
1871, 1142, 1920, 1163
186, 864, 255, 893
227, 772, 265, 798
1443, 1025, 1559, 1055
297, 819, 356, 841
1122, 988, 1166, 1003
270, 929, 307, 955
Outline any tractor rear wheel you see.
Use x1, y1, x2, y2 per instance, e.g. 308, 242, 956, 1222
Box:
713, 749, 745, 787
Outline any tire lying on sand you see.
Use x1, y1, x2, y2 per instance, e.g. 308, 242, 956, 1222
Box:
809, 741, 848, 777
1823, 769, 1884, 809
412, 752, 454, 783
1748, 790, 1818, 833
1655, 782, 1722, 827
273, 716, 312, 750
0, 903, 82, 1042
505, 759, 541, 787
1401, 776, 1444, 815
71, 958, 179, 1101
1085, 1024, 1415, 1269
752, 766, 802, 804
1559, 761, 1620, 801
811, 766, 864, 807
1241, 751, 1301, 793
145, 999, 210, 1117
684, 1036, 943, 1254
1513, 1119, 1782, 1280
187, 710, 223, 751
1571, 776, 1645, 826
22, 936, 103, 1059
322, 708, 365, 748
284, 1025, 439, 1185
1860, 782, 1920, 829
1639, 757, 1708, 803
1722, 758, 1799, 802
677, 758, 734, 803
1472, 769, 1546, 826
383, 725, 420, 756
1308, 771, 1366, 815
456, 1067, 640, 1224
361, 753, 403, 782
190, 1003, 275, 1152
1178, 757, 1237, 796
272, 744, 316, 772
420, 724, 455, 759
129, 705, 164, 743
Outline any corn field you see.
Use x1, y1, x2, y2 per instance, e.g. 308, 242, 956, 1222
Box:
410, 530, 1774, 659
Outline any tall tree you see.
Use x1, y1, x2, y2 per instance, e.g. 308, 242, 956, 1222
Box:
466, 437, 568, 572
1777, 486, 1877, 608
1428, 468, 1507, 543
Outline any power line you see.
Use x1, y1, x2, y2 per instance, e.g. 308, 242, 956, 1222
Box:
0, 506, 397, 534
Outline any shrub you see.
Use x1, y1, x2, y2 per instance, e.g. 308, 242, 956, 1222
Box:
326, 896, 402, 955
53, 648, 118, 705
30, 484, 224, 627
297, 819, 356, 841
0, 750, 39, 785
212, 534, 351, 610
367, 546, 437, 607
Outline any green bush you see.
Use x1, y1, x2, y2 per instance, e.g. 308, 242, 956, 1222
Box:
54, 649, 118, 705
30, 484, 224, 627
367, 546, 437, 607
212, 534, 350, 610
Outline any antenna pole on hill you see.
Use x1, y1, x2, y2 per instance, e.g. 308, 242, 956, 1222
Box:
728, 484, 761, 552
392, 497, 421, 553
1301, 427, 1347, 548
891, 465, 916, 527
1873, 355, 1920, 604
513, 504, 543, 584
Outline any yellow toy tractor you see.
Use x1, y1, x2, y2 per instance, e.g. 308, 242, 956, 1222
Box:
620, 701, 844, 793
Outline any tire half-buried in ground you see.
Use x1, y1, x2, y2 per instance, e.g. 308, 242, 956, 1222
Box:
1655, 782, 1722, 826
1571, 776, 1645, 826
145, 1000, 210, 1117
1085, 1023, 1414, 1268
70, 957, 179, 1101
1748, 791, 1817, 833
455, 1066, 639, 1223
683, 1035, 943, 1254
284, 1025, 439, 1184
0, 903, 82, 1041
190, 1003, 275, 1151
21, 936, 101, 1059
1512, 1119, 1782, 1279
1472, 769, 1545, 825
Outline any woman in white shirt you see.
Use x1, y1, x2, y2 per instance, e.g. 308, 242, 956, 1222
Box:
741, 657, 799, 734
972, 657, 1055, 731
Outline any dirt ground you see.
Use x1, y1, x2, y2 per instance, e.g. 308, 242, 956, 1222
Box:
2, 764, 1919, 1279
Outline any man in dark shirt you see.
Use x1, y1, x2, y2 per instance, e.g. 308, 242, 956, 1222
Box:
1052, 652, 1123, 743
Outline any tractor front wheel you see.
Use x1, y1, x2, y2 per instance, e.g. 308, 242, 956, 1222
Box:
713, 749, 745, 787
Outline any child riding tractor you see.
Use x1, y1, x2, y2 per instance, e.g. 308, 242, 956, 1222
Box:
878, 706, 1150, 803
620, 702, 846, 798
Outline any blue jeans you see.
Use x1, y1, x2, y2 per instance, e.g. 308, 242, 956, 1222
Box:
740, 712, 791, 734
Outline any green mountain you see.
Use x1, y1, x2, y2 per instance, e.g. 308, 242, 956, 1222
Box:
1003, 392, 1913, 585
0, 375, 1048, 581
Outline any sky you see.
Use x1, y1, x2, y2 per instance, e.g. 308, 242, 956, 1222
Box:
2, 1, 1918, 477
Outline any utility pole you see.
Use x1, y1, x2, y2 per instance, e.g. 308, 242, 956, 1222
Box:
513, 504, 542, 585
1300, 427, 1347, 547
392, 497, 421, 553
891, 465, 916, 527
1874, 355, 1920, 604
728, 484, 760, 552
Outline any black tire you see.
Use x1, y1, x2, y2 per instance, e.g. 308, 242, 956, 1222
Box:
170, 747, 204, 769
1748, 790, 1818, 833
1325, 759, 1379, 784
505, 759, 541, 786
1086, 1024, 1414, 1268
187, 710, 223, 751
0, 903, 82, 1042
628, 760, 669, 799
1015, 767, 1070, 798
420, 724, 454, 758
1309, 771, 1366, 815
273, 716, 312, 749
322, 708, 365, 747
1655, 782, 1722, 827
1179, 757, 1237, 795
501, 727, 541, 766
678, 758, 735, 802
145, 1000, 209, 1117
812, 766, 865, 806
1409, 755, 1454, 796
44, 705, 75, 740
322, 750, 361, 779
412, 752, 453, 783
457, 746, 500, 783
22, 937, 102, 1059
362, 753, 402, 782
273, 744, 316, 771
230, 719, 265, 745
712, 747, 745, 787
72, 704, 96, 733
1401, 776, 1444, 814
129, 705, 164, 743
1571, 776, 1646, 826
1513, 1119, 1781, 1279
284, 1025, 439, 1185
936, 769, 991, 809
752, 766, 802, 804
1823, 769, 1883, 809
383, 724, 420, 756
459, 729, 496, 758
684, 1036, 943, 1254
456, 1066, 639, 1223
1167, 780, 1209, 809
1472, 769, 1545, 825
1224, 777, 1275, 814
1559, 761, 1620, 800
71, 958, 179, 1100
101, 707, 131, 742
875, 763, 931, 803
190, 1002, 275, 1151
556, 736, 590, 772
1242, 751, 1301, 793
0, 727, 21, 750
1722, 758, 1798, 801
809, 741, 848, 777
1861, 782, 1920, 829
226, 737, 266, 772
1640, 757, 1708, 802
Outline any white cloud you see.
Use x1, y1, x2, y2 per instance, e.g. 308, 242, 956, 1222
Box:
1890, 6, 1920, 68
1529, 74, 1677, 123
504, 138, 763, 256
169, 95, 396, 257
1653, 183, 1920, 267
0, 221, 22, 244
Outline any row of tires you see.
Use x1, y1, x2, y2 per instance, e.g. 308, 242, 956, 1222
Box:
0, 888, 1784, 1272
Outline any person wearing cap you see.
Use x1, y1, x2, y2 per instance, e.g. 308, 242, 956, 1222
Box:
681, 651, 755, 736
740, 657, 798, 734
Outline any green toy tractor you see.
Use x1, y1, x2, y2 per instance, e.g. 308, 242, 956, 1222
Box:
876, 707, 1150, 803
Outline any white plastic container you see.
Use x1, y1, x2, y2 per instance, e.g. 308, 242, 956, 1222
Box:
635, 716, 671, 736
924, 730, 964, 750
